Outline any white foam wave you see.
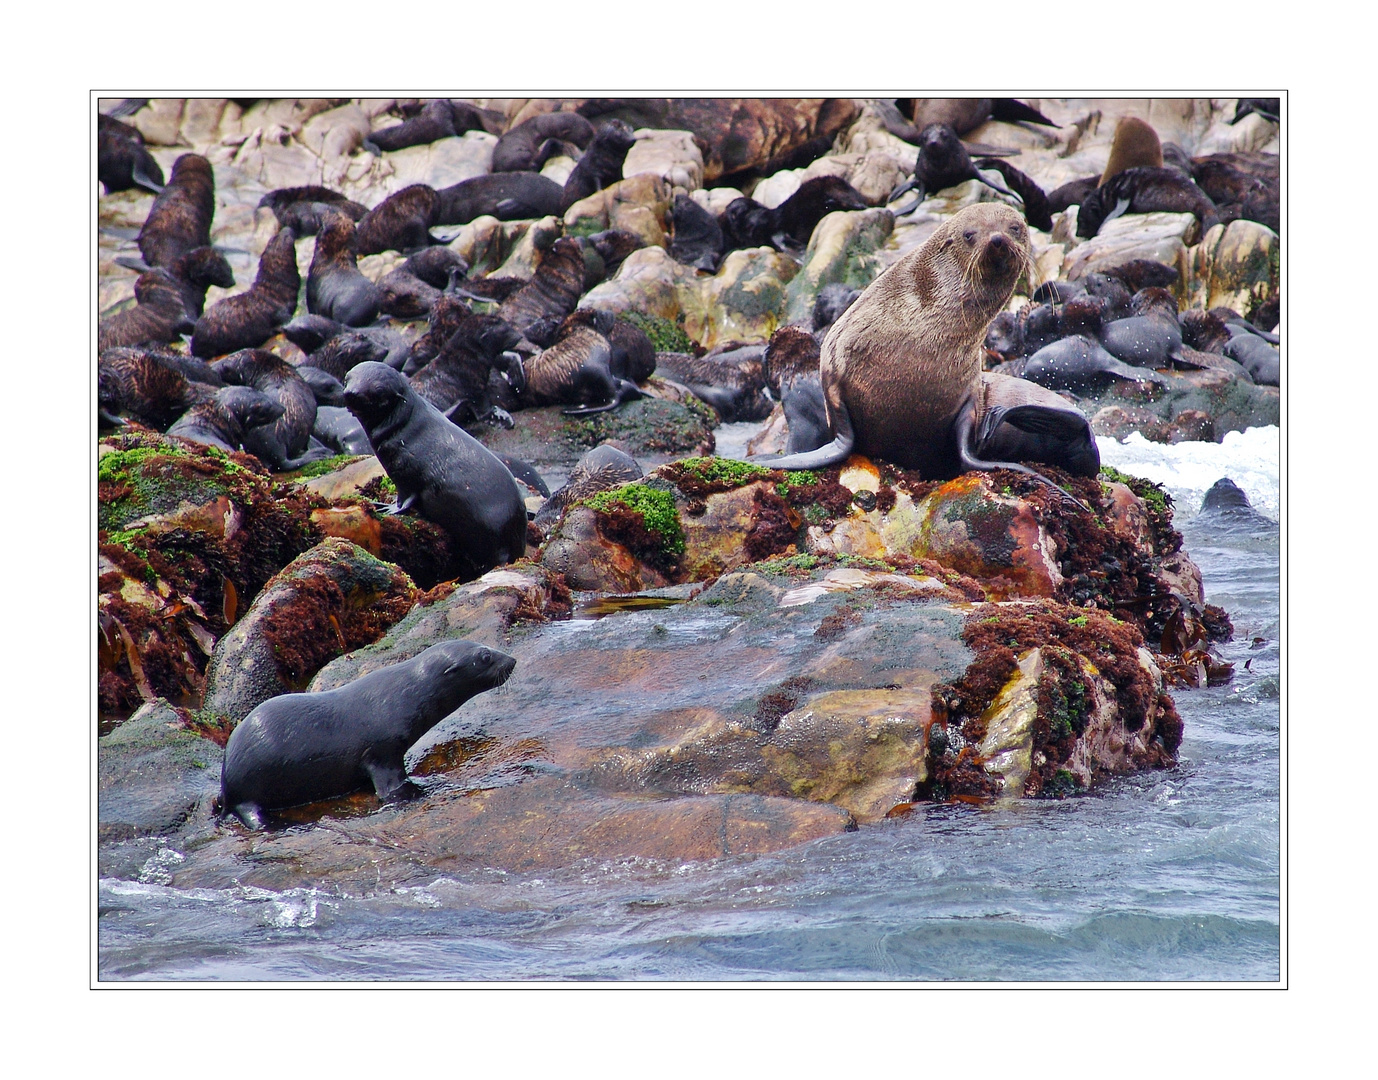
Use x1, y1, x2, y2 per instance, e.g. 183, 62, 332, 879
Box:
1096, 426, 1280, 522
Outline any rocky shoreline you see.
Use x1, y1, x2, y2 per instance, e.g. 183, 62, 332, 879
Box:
97, 97, 1274, 892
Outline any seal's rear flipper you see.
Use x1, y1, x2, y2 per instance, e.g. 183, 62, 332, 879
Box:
990, 99, 1059, 128
980, 403, 1093, 444
113, 254, 151, 272
749, 398, 856, 470
132, 163, 165, 195
957, 398, 1091, 512
561, 379, 644, 417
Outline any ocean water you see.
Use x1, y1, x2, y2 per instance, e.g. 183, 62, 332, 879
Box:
97, 427, 1281, 982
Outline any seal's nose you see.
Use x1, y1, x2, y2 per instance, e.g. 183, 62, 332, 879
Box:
989, 233, 1009, 252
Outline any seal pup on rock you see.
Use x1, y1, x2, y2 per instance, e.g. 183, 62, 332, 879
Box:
763, 325, 830, 455
533, 442, 643, 532
362, 99, 496, 154
749, 204, 1093, 501
137, 153, 216, 270
670, 193, 726, 271
654, 343, 773, 423
410, 313, 526, 428
259, 186, 368, 235
560, 119, 638, 210
211, 348, 324, 471
98, 346, 220, 429
434, 172, 566, 225
192, 228, 301, 358
308, 210, 383, 326
99, 269, 197, 352
496, 237, 588, 334
343, 362, 529, 579
98, 113, 164, 194
352, 184, 443, 256
1077, 167, 1220, 238
220, 639, 516, 829
493, 111, 596, 172
889, 123, 1024, 216
521, 309, 643, 415
166, 385, 285, 453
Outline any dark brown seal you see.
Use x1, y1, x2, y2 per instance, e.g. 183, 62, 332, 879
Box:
220, 639, 516, 829
750, 203, 1094, 499
210, 348, 321, 471
308, 210, 382, 326
99, 269, 196, 352
352, 184, 442, 256
98, 346, 221, 429
1077, 167, 1220, 238
362, 99, 496, 154
493, 111, 596, 172
889, 123, 1024, 215
191, 228, 301, 358
259, 186, 368, 236
137, 153, 216, 269
98, 113, 164, 195
496, 237, 587, 334
434, 172, 565, 225
560, 119, 638, 210
409, 313, 526, 427
521, 310, 642, 415
166, 385, 285, 453
654, 343, 773, 422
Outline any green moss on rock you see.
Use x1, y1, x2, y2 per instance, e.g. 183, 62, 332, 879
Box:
583, 484, 686, 558
623, 310, 697, 353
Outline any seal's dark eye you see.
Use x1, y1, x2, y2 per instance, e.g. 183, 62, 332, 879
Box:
963, 229, 977, 244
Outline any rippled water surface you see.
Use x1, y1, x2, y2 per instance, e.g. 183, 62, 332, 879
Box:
98, 428, 1281, 982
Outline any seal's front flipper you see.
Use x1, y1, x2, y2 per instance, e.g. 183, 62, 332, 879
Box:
113, 254, 151, 272
362, 755, 422, 803
749, 397, 856, 470
562, 379, 644, 416
1102, 197, 1133, 225
132, 162, 165, 195
386, 490, 419, 516
975, 172, 1025, 206
957, 397, 1091, 512
230, 803, 266, 830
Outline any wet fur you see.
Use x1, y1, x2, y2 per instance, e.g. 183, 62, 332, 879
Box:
192, 229, 301, 358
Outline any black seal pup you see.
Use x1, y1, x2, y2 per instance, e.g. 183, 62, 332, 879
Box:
655, 343, 773, 422
493, 111, 596, 172
220, 639, 516, 829
308, 210, 383, 327
401, 295, 475, 375
1098, 288, 1186, 369
137, 153, 216, 269
363, 99, 496, 154
889, 123, 1024, 215
560, 119, 638, 210
774, 176, 871, 248
1222, 326, 1279, 385
312, 406, 374, 456
974, 373, 1100, 478
669, 193, 725, 271
259, 186, 368, 236
301, 330, 390, 382
749, 204, 1093, 502
343, 362, 528, 579
166, 385, 285, 453
812, 284, 862, 338
211, 348, 323, 471
192, 228, 301, 358
98, 113, 165, 194
352, 184, 443, 256
1020, 335, 1172, 392
434, 172, 566, 225
533, 442, 643, 532
1077, 167, 1221, 238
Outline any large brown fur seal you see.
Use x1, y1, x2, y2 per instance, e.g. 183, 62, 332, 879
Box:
191, 228, 301, 358
137, 153, 216, 269
750, 204, 1094, 500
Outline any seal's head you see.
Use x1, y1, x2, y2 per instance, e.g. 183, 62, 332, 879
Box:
218, 385, 285, 430
420, 640, 517, 694
916, 203, 1030, 330
343, 361, 411, 429
596, 118, 638, 153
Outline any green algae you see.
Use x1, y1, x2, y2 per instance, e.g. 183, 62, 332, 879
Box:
622, 310, 696, 353
583, 483, 686, 557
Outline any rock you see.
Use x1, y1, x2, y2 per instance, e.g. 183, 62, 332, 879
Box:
128, 99, 186, 145
975, 648, 1044, 800
580, 244, 799, 351
809, 474, 1063, 600
299, 103, 371, 167
442, 215, 533, 277
98, 699, 223, 843
1080, 367, 1278, 442
691, 187, 746, 217
1092, 404, 1174, 443
1063, 212, 1200, 292
783, 207, 894, 324
751, 169, 806, 209
541, 504, 674, 592
687, 247, 800, 348
492, 215, 564, 281
296, 456, 387, 499
377, 131, 497, 193
1166, 409, 1215, 443
623, 128, 704, 196
1185, 220, 1279, 318
802, 150, 908, 208
310, 566, 561, 688
563, 173, 671, 249
202, 538, 417, 725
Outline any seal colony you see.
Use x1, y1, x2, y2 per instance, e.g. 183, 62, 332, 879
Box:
98, 96, 1278, 829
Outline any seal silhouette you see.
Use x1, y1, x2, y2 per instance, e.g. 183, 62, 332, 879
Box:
750, 203, 1093, 501
220, 639, 516, 829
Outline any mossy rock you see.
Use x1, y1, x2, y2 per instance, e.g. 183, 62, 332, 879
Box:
562, 396, 717, 457
621, 310, 697, 353
98, 433, 265, 533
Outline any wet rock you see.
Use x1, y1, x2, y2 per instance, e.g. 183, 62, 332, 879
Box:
1092, 404, 1173, 443
541, 504, 674, 592
295, 455, 385, 500
310, 566, 563, 688
1063, 212, 1199, 292
202, 538, 417, 725
1185, 220, 1279, 318
623, 128, 704, 196
98, 699, 223, 843
563, 173, 671, 248
783, 207, 894, 324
